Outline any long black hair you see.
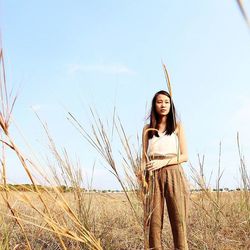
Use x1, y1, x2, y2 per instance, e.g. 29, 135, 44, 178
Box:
148, 90, 177, 139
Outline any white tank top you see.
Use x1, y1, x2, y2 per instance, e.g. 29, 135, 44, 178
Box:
147, 132, 179, 157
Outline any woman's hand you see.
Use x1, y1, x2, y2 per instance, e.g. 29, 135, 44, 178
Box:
146, 159, 171, 171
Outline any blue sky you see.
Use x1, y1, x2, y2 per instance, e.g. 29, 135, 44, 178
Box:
1, 0, 250, 189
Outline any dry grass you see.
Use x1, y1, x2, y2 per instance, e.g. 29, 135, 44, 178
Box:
1, 46, 102, 249
0, 191, 249, 250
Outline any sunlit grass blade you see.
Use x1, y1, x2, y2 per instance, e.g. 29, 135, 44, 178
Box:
236, 0, 250, 29
162, 61, 172, 97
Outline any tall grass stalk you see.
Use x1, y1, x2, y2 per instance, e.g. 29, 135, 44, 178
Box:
69, 110, 139, 216
68, 109, 154, 248
237, 132, 250, 220
236, 0, 250, 29
0, 130, 103, 249
36, 112, 95, 233
1, 43, 32, 250
189, 136, 250, 248
190, 147, 227, 248
0, 44, 102, 249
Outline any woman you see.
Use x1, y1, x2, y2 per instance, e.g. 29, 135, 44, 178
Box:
142, 90, 189, 250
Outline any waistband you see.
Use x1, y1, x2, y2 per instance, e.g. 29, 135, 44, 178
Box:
148, 154, 176, 160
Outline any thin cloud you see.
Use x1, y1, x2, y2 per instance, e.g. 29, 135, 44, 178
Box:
68, 63, 135, 75
30, 104, 43, 111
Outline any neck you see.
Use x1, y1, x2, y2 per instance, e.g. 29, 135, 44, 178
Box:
158, 115, 167, 124
157, 115, 167, 132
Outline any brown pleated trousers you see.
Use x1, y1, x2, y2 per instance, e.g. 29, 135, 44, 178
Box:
149, 164, 189, 250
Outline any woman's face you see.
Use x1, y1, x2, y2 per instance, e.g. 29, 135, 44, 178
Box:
155, 94, 171, 116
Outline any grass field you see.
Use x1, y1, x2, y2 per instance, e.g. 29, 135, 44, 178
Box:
0, 190, 249, 249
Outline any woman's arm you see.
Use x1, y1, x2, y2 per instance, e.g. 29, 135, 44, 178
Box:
147, 123, 188, 171
166, 122, 188, 165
